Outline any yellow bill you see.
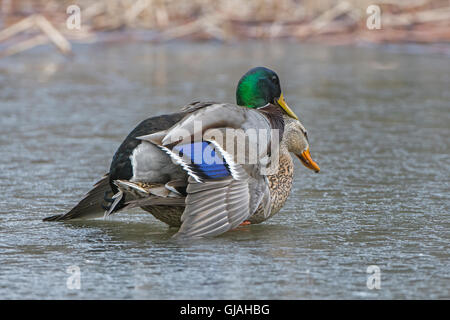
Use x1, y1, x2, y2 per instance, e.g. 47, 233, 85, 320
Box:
277, 93, 299, 120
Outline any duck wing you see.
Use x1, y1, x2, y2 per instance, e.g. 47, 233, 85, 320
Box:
139, 103, 280, 238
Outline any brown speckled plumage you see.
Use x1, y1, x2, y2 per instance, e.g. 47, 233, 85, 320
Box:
248, 153, 294, 224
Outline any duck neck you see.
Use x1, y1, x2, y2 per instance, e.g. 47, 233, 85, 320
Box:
279, 141, 292, 166
277, 146, 294, 176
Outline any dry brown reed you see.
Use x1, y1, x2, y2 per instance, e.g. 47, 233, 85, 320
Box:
1, 0, 449, 57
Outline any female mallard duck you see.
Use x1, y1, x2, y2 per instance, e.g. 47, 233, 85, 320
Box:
43, 67, 319, 238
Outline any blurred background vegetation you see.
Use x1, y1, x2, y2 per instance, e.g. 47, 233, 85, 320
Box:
0, 0, 450, 57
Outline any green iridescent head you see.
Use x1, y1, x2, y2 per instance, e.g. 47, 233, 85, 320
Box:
236, 67, 298, 119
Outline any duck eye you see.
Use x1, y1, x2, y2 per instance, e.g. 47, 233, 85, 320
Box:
272, 76, 278, 84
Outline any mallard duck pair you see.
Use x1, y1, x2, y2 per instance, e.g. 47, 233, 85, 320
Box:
44, 67, 320, 238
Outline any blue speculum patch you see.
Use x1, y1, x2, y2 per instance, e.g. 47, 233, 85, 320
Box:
173, 141, 231, 179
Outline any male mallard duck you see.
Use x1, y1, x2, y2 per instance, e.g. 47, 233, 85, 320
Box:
43, 67, 319, 238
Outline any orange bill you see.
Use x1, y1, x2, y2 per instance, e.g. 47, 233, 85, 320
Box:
296, 148, 320, 173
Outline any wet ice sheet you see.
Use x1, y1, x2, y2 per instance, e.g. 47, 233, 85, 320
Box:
0, 42, 449, 299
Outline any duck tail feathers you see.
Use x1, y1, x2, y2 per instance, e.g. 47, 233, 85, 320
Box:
43, 174, 112, 221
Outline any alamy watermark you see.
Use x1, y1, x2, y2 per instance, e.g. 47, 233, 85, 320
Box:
150, 120, 282, 176
366, 5, 381, 30
366, 265, 381, 290
66, 265, 81, 290
66, 5, 81, 30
